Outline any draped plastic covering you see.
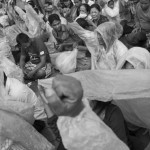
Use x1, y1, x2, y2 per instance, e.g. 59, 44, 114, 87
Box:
15, 4, 44, 38
114, 47, 150, 129
57, 98, 129, 150
69, 22, 127, 70
0, 38, 15, 62
116, 47, 150, 69
4, 24, 22, 47
38, 69, 150, 129
0, 56, 23, 82
55, 48, 78, 74
0, 71, 55, 150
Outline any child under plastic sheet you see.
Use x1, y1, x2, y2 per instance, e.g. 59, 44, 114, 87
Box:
38, 75, 129, 150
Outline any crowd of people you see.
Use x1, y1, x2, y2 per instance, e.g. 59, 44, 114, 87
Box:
0, 0, 150, 149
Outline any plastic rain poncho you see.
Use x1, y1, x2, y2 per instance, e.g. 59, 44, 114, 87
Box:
94, 22, 127, 70
116, 47, 150, 69
113, 47, 150, 130
57, 98, 129, 150
0, 71, 55, 150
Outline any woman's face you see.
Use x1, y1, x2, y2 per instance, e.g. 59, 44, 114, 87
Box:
97, 32, 105, 46
123, 61, 134, 69
90, 7, 100, 20
80, 5, 87, 14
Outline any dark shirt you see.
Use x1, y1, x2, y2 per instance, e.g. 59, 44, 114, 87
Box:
21, 37, 51, 64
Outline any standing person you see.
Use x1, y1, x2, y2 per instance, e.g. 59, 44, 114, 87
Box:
125, 0, 150, 47
17, 33, 52, 80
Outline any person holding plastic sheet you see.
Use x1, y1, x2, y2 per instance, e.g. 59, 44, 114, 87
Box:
115, 47, 150, 150
17, 33, 52, 80
38, 75, 129, 150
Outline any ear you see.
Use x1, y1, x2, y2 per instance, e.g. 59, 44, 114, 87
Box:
3, 72, 7, 87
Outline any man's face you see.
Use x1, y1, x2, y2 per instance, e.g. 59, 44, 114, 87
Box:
140, 0, 150, 11
51, 20, 61, 31
74, 0, 82, 7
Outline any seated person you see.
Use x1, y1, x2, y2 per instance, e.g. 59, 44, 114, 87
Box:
16, 33, 52, 80
125, 0, 150, 47
48, 14, 80, 52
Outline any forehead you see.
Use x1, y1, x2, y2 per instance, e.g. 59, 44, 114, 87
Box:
90, 7, 99, 12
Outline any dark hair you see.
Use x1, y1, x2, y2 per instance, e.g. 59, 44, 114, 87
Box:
16, 33, 30, 45
90, 4, 101, 12
45, 1, 52, 5
80, 3, 90, 13
76, 18, 90, 29
48, 14, 61, 25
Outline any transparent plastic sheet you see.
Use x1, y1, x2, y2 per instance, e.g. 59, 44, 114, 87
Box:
69, 22, 127, 70
0, 109, 55, 150
25, 4, 44, 37
0, 71, 55, 150
4, 25, 22, 47
38, 69, 150, 129
55, 48, 78, 74
0, 39, 15, 63
57, 98, 129, 150
0, 56, 23, 82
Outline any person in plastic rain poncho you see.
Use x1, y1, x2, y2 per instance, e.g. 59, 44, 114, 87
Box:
115, 47, 150, 150
1, 71, 47, 124
17, 33, 52, 80
38, 75, 129, 150
94, 22, 128, 70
